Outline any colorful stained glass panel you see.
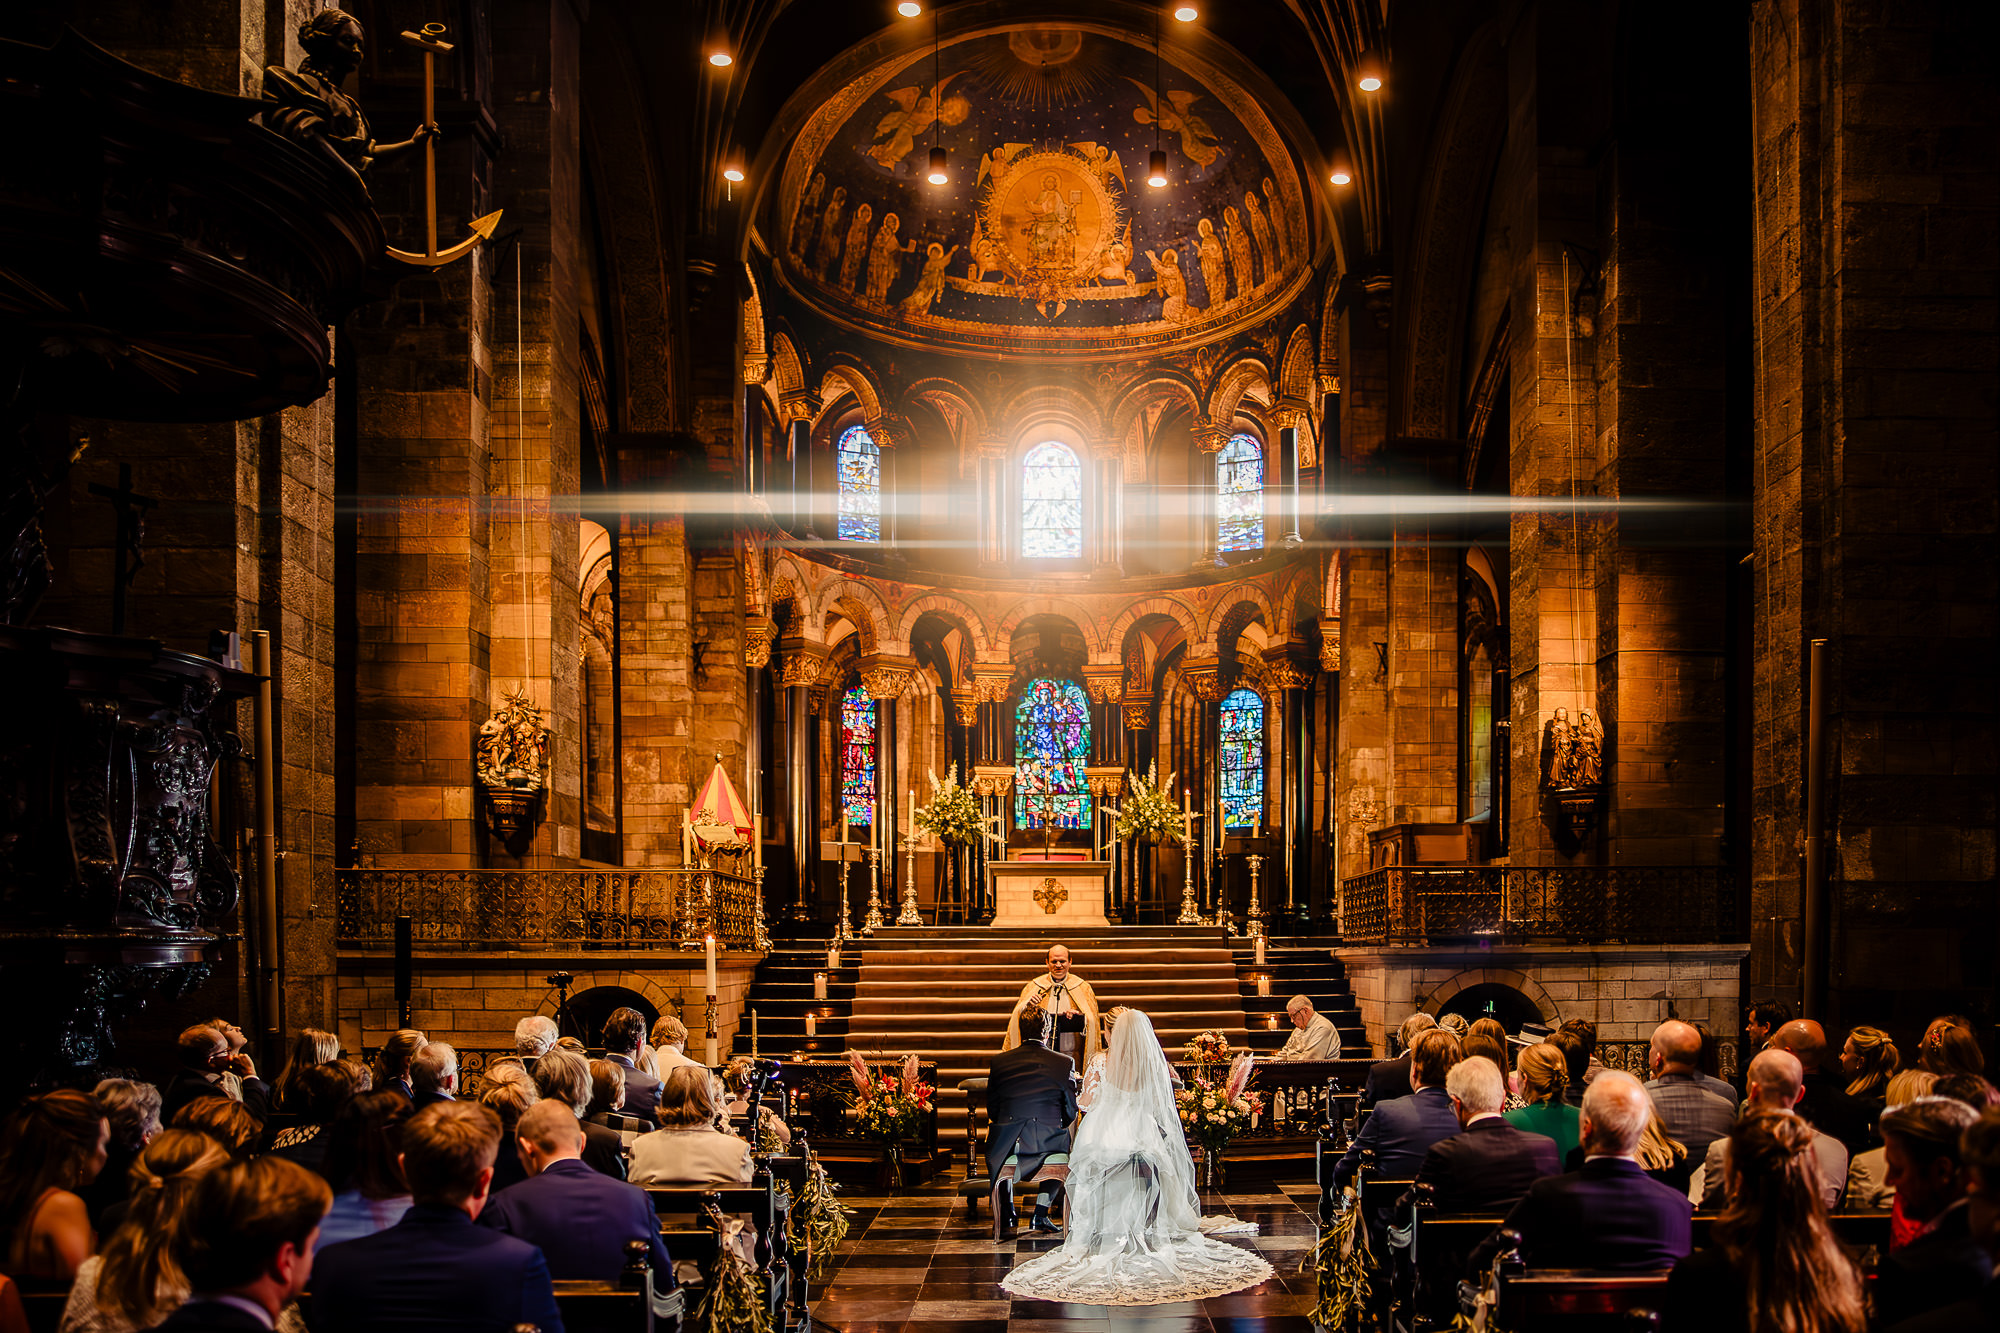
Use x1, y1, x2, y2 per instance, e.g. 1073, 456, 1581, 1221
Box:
840, 686, 876, 826
1220, 687, 1264, 827
1217, 433, 1264, 553
837, 425, 881, 544
1014, 677, 1092, 828
1021, 440, 1083, 558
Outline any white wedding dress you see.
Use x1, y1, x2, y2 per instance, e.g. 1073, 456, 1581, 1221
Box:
1001, 1009, 1274, 1306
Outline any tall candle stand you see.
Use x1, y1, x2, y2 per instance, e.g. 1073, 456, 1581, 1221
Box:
752, 865, 771, 952
1245, 853, 1265, 940
836, 847, 854, 943
1217, 841, 1240, 936
863, 847, 885, 934
896, 833, 923, 926
1176, 834, 1203, 924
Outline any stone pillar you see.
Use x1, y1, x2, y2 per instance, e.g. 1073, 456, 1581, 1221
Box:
1091, 447, 1123, 575
862, 661, 914, 903
777, 646, 826, 922
1265, 649, 1316, 927
975, 440, 1008, 570
614, 446, 691, 865
1122, 696, 1154, 921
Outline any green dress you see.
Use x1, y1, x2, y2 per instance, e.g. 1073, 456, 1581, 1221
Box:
1503, 1099, 1581, 1164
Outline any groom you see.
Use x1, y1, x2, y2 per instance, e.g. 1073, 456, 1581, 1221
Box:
986, 1012, 1080, 1235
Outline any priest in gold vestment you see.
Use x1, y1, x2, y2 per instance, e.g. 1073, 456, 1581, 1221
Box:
1002, 945, 1102, 1067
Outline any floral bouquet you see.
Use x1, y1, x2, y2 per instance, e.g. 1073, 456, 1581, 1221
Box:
1183, 1030, 1232, 1064
847, 1051, 935, 1142
1176, 1052, 1260, 1153
913, 763, 1005, 848
1105, 763, 1186, 845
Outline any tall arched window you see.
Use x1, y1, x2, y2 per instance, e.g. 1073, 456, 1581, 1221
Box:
1021, 440, 1083, 558
1219, 687, 1265, 827
1217, 432, 1265, 553
1015, 678, 1091, 828
837, 425, 881, 543
839, 686, 877, 825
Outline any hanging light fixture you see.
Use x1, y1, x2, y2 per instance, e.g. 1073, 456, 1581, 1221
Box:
898, 1, 923, 15
928, 145, 949, 185
1148, 150, 1168, 189
707, 48, 732, 67
1173, 4, 1198, 19
1148, 7, 1168, 188
925, 8, 947, 185
1356, 51, 1384, 93
1328, 151, 1352, 187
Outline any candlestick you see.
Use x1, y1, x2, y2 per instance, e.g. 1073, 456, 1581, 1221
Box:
1257, 974, 1272, 996
896, 832, 923, 926
814, 971, 827, 1000
1177, 817, 1202, 925
1246, 852, 1265, 941
836, 858, 853, 942
863, 848, 884, 934
704, 992, 718, 1067
751, 865, 770, 952
705, 934, 718, 995
1254, 934, 1266, 967
751, 1009, 759, 1055
826, 944, 840, 971
804, 1011, 816, 1037
842, 810, 849, 844
872, 801, 879, 850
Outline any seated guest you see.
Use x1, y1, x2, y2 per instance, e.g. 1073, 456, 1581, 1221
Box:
1873, 1096, 1989, 1327
642, 1013, 703, 1079
1332, 1029, 1464, 1190
270, 1028, 341, 1128
1646, 1019, 1738, 1166
1847, 1070, 1937, 1208
1504, 1042, 1582, 1163
480, 1101, 672, 1284
409, 1042, 458, 1110
310, 1101, 565, 1333
604, 1007, 666, 1119
531, 1047, 627, 1180
316, 1090, 413, 1245
1935, 1074, 2000, 1112
371, 1029, 426, 1101
1404, 1056, 1561, 1212
585, 1060, 651, 1147
1561, 1018, 1608, 1089
172, 1100, 262, 1159
1361, 1013, 1437, 1107
206, 1017, 271, 1120
1549, 1030, 1591, 1106
0, 1090, 108, 1281
1703, 1050, 1849, 1210
80, 1079, 162, 1231
478, 1080, 539, 1192
156, 1157, 329, 1333
1471, 1071, 1694, 1275
554, 1036, 588, 1054
1839, 1024, 1900, 1124
335, 1057, 372, 1094
722, 1058, 792, 1150
985, 1013, 1080, 1234
1275, 995, 1342, 1061
1889, 1106, 2000, 1332
630, 1067, 755, 1187
514, 1015, 559, 1069
1636, 1107, 1695, 1193
58, 1130, 267, 1333
1660, 1112, 1865, 1333
266, 1063, 353, 1177
162, 1026, 236, 1125
1919, 1016, 1985, 1081
1769, 1020, 1872, 1155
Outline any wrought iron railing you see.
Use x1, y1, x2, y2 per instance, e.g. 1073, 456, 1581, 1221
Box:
1337, 865, 1738, 946
336, 867, 765, 952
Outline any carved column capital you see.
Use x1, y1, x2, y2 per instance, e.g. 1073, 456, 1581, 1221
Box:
970, 765, 1016, 798
1260, 644, 1316, 692
743, 616, 777, 669
953, 697, 980, 728
778, 390, 821, 424
775, 642, 828, 688
1084, 766, 1127, 800
865, 414, 911, 451
859, 661, 916, 700
1122, 699, 1155, 732
1082, 668, 1124, 707
1180, 659, 1229, 702
969, 668, 1014, 704
1317, 617, 1342, 674
1190, 415, 1228, 455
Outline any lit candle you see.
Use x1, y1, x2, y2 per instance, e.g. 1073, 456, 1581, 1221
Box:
705, 934, 717, 996
751, 1009, 759, 1053
827, 944, 840, 971
1266, 1012, 1280, 1030
842, 811, 849, 845
1257, 975, 1272, 996
907, 788, 915, 831
805, 1011, 817, 1037
1254, 935, 1266, 967
814, 971, 828, 999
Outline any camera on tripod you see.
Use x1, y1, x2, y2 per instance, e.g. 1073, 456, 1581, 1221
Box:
545, 971, 574, 988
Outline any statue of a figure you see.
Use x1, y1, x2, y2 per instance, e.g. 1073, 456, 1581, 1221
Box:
1572, 709, 1604, 787
1540, 706, 1574, 790
263, 9, 436, 188
1540, 705, 1606, 790
476, 684, 551, 793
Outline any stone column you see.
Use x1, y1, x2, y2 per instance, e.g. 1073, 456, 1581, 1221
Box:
862, 661, 914, 904
1091, 446, 1123, 575
1265, 649, 1317, 926
777, 646, 826, 921
1180, 660, 1227, 916
1122, 697, 1154, 921
975, 439, 1009, 570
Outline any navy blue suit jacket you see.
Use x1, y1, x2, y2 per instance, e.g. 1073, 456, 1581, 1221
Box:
608, 1053, 662, 1120
480, 1158, 672, 1284
1406, 1115, 1563, 1212
1332, 1086, 1461, 1189
1471, 1156, 1693, 1275
310, 1202, 565, 1333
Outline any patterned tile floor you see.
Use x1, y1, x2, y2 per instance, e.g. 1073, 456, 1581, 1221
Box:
808, 1180, 1323, 1333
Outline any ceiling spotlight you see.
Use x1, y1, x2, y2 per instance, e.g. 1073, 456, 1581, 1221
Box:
928, 145, 949, 185
1148, 150, 1168, 188
1173, 4, 1198, 19
1329, 152, 1352, 187
898, 1, 922, 14
723, 162, 745, 184
1356, 52, 1384, 92
708, 50, 733, 67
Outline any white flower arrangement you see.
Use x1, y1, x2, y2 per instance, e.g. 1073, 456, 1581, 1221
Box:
912, 763, 1006, 848
1103, 763, 1188, 846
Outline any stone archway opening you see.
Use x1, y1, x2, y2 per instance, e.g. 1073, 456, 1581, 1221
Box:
1437, 982, 1545, 1032
561, 985, 659, 1047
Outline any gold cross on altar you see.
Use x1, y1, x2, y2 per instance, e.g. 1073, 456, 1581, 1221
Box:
1034, 877, 1068, 914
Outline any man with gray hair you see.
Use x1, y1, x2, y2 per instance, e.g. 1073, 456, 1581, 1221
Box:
1364, 1012, 1439, 1107
1405, 1056, 1562, 1211
1470, 1071, 1693, 1274
1275, 995, 1341, 1061
514, 1015, 559, 1064
411, 1042, 459, 1110
1644, 1019, 1736, 1165
1699, 1048, 1848, 1209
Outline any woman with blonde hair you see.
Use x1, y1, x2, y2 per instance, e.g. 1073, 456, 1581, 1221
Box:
58, 1130, 307, 1333
1844, 1069, 1937, 1208
641, 1013, 698, 1078
372, 1028, 427, 1099
1838, 1025, 1899, 1121
629, 1067, 754, 1186
1502, 1042, 1581, 1163
273, 1028, 341, 1113
1638, 1108, 1694, 1192
1661, 1112, 1866, 1333
1919, 1017, 1986, 1080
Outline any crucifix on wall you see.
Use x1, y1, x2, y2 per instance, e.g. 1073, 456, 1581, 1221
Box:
86, 462, 158, 636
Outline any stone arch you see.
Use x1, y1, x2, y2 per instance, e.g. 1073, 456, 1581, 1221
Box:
1206, 353, 1276, 427
994, 596, 1107, 661
1002, 382, 1105, 442
903, 378, 989, 452
816, 582, 892, 656
1419, 968, 1560, 1027
742, 267, 770, 387
1105, 596, 1201, 659
1202, 584, 1282, 648
1108, 372, 1204, 442
771, 331, 806, 404
814, 362, 883, 427
1276, 324, 1321, 468
894, 594, 993, 660
534, 970, 678, 1023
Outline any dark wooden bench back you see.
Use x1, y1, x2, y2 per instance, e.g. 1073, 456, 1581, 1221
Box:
1496, 1269, 1670, 1327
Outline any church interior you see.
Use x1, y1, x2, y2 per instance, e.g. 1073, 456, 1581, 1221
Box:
0, 0, 1995, 1325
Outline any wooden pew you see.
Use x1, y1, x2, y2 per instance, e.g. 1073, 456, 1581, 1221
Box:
646, 1179, 791, 1328
551, 1239, 663, 1333
12, 1282, 64, 1333
1494, 1269, 1670, 1330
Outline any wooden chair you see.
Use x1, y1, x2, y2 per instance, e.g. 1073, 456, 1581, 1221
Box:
549, 1238, 663, 1333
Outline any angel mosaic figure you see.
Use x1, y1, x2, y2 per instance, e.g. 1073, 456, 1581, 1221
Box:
1126, 80, 1223, 169
867, 76, 971, 171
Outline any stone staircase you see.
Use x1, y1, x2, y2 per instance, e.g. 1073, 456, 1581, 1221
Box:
736, 926, 1372, 1150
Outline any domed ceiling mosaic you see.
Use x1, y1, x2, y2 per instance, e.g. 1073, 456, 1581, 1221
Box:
776, 24, 1313, 360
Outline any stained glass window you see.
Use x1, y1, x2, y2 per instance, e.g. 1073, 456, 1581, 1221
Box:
1021, 440, 1083, 558
1220, 687, 1264, 828
1014, 678, 1092, 829
837, 425, 881, 544
840, 686, 877, 826
1217, 433, 1264, 553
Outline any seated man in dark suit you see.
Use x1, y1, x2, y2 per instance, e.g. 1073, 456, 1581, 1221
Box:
1470, 1070, 1693, 1275
1769, 1019, 1873, 1156
1874, 1095, 1990, 1328
603, 1007, 663, 1121
1405, 1055, 1562, 1212
986, 1011, 1079, 1235
161, 1024, 235, 1126
481, 1100, 672, 1289
310, 1100, 565, 1333
158, 1156, 331, 1333
1333, 1029, 1465, 1191
410, 1041, 458, 1111
1361, 1013, 1438, 1108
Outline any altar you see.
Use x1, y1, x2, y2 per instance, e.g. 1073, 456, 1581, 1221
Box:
989, 859, 1110, 927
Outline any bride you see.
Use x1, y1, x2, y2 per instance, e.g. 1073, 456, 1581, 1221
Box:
1001, 1008, 1274, 1305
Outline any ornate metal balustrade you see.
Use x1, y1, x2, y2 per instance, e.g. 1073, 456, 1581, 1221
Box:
336, 868, 764, 952
1337, 865, 1739, 946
